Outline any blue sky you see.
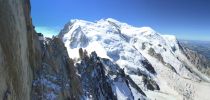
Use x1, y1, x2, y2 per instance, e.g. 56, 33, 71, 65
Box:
31, 0, 210, 41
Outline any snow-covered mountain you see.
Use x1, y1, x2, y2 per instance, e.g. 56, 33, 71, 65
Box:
58, 18, 210, 100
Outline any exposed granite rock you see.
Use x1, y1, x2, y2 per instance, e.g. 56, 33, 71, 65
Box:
0, 0, 33, 99
32, 37, 82, 100
141, 59, 156, 74
0, 0, 82, 100
76, 49, 147, 99
142, 76, 160, 91
148, 48, 177, 73
76, 51, 117, 100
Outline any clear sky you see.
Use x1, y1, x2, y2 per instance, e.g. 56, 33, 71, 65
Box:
31, 0, 210, 41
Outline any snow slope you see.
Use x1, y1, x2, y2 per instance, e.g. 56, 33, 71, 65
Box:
59, 18, 210, 100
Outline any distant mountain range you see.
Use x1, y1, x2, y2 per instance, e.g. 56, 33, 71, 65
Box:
179, 40, 210, 61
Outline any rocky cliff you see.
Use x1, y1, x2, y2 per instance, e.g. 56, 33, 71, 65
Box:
0, 0, 81, 100
0, 0, 33, 99
31, 37, 82, 100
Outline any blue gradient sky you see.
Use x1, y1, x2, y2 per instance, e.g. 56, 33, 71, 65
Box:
31, 0, 210, 41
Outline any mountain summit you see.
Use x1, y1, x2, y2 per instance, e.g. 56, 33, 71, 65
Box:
58, 18, 210, 100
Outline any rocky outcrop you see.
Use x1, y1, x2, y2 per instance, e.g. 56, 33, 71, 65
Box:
142, 76, 160, 91
77, 51, 117, 99
76, 49, 147, 99
32, 37, 82, 100
0, 0, 33, 99
148, 48, 177, 73
141, 59, 156, 74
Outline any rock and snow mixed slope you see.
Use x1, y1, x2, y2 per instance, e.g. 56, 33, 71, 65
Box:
76, 49, 147, 100
59, 18, 210, 100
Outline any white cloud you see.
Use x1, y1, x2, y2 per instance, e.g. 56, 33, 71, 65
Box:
35, 26, 60, 38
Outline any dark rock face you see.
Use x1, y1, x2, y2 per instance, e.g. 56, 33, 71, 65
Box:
0, 0, 33, 99
76, 51, 117, 100
148, 48, 177, 73
141, 60, 156, 74
58, 21, 75, 39
142, 42, 146, 50
76, 49, 147, 99
165, 63, 177, 74
0, 0, 82, 99
125, 75, 147, 96
32, 37, 82, 100
142, 76, 160, 91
